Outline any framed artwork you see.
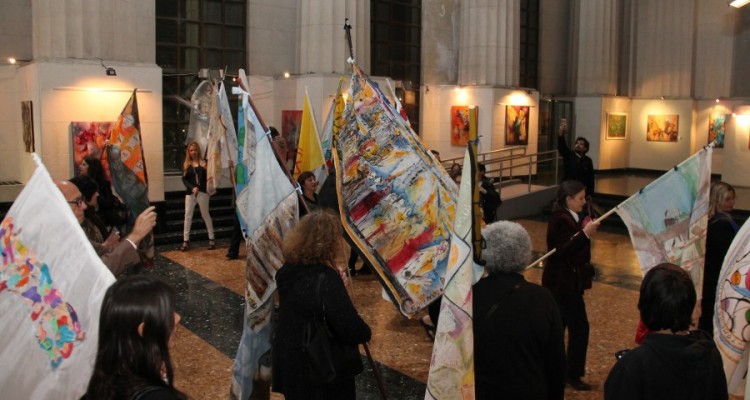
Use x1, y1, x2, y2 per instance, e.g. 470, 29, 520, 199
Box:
70, 122, 113, 177
505, 105, 529, 145
708, 113, 729, 148
646, 115, 679, 142
450, 105, 472, 146
21, 101, 34, 152
281, 110, 303, 166
606, 113, 627, 140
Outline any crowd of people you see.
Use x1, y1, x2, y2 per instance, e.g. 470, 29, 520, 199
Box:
52, 126, 739, 400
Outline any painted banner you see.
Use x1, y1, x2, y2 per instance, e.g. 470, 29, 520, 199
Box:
614, 148, 712, 292
293, 90, 326, 184
186, 80, 215, 152
0, 155, 115, 399
230, 125, 299, 399
318, 77, 346, 186
334, 64, 457, 318
206, 82, 239, 195
106, 90, 152, 258
425, 150, 475, 399
715, 219, 750, 396
70, 122, 113, 177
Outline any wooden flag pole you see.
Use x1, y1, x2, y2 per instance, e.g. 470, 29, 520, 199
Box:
468, 105, 483, 263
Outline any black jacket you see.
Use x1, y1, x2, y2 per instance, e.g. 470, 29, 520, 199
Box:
558, 135, 595, 196
543, 209, 592, 295
604, 331, 728, 400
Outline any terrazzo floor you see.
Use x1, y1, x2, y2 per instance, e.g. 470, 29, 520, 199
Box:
145, 217, 648, 400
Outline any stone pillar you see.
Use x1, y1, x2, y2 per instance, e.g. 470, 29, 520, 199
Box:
32, 0, 153, 63
568, 0, 618, 95
299, 0, 369, 74
458, 0, 519, 86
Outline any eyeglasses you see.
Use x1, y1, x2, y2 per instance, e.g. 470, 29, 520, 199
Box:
67, 197, 85, 207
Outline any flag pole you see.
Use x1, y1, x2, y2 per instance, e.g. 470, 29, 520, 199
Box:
468, 105, 483, 263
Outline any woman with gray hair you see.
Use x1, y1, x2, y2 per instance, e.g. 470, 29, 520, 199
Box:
473, 221, 566, 400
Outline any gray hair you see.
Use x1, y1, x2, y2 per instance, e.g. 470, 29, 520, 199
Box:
482, 221, 532, 274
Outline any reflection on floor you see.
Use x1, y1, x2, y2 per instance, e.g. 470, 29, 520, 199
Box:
148, 215, 646, 400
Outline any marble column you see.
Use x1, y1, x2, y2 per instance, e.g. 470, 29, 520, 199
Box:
458, 0, 519, 86
32, 0, 153, 63
299, 0, 369, 74
568, 0, 618, 95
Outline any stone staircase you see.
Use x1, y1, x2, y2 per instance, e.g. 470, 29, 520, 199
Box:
154, 187, 236, 245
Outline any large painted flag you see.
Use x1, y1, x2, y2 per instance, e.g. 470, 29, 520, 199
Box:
293, 89, 326, 184
334, 64, 457, 318
715, 219, 750, 396
0, 154, 115, 399
206, 82, 239, 195
234, 70, 266, 234
230, 124, 299, 399
186, 80, 215, 152
318, 77, 346, 184
614, 148, 712, 292
425, 149, 475, 400
106, 91, 153, 257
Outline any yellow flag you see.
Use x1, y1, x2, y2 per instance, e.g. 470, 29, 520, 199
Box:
293, 90, 326, 180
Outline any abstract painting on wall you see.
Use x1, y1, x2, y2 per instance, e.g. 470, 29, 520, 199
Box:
506, 105, 529, 145
70, 122, 113, 176
708, 113, 728, 148
450, 105, 472, 146
281, 110, 302, 169
646, 115, 679, 142
606, 113, 627, 139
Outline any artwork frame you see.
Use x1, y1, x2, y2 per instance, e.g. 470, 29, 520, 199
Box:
646, 115, 679, 142
505, 105, 529, 146
708, 113, 729, 148
70, 122, 113, 177
21, 101, 34, 153
606, 113, 627, 140
450, 105, 472, 146
281, 110, 302, 168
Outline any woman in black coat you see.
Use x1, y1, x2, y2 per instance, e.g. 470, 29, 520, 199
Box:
272, 210, 371, 400
542, 180, 600, 391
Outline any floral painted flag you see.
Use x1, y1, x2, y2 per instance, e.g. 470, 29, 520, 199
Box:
0, 154, 115, 399
230, 120, 298, 399
614, 147, 712, 293
334, 64, 457, 318
206, 82, 239, 195
425, 149, 475, 400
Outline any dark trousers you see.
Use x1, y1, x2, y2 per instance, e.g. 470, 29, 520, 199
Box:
554, 293, 589, 379
227, 212, 243, 257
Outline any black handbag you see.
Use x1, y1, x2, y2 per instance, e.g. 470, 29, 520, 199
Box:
302, 272, 363, 383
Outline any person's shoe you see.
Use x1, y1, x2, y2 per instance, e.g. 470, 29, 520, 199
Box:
566, 378, 592, 391
225, 253, 238, 260
419, 317, 436, 341
208, 240, 216, 250
180, 241, 189, 252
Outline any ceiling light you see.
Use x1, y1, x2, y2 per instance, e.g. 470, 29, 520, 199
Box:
730, 0, 750, 8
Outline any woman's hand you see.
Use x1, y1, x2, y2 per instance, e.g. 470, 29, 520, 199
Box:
582, 218, 600, 238
192, 187, 199, 195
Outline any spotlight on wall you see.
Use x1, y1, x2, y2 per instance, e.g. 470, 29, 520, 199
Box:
97, 58, 116, 76
7, 57, 31, 65
734, 105, 750, 116
730, 0, 750, 8
283, 71, 290, 79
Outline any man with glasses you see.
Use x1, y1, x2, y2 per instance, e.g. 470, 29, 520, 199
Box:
56, 180, 157, 276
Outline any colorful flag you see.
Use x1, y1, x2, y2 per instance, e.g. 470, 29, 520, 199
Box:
230, 125, 299, 399
234, 70, 266, 234
293, 90, 326, 184
0, 154, 115, 399
614, 148, 712, 292
333, 64, 457, 318
318, 77, 346, 184
206, 82, 239, 195
106, 91, 153, 257
425, 149, 475, 399
715, 219, 750, 396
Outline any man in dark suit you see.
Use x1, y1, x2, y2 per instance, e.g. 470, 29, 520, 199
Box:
558, 120, 595, 199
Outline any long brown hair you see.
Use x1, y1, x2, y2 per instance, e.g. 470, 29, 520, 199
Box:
282, 209, 341, 266
182, 142, 202, 174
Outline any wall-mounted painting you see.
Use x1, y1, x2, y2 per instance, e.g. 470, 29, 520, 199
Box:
606, 113, 627, 140
450, 105, 472, 146
646, 115, 679, 142
506, 105, 529, 145
282, 110, 303, 167
708, 113, 729, 148
70, 122, 113, 177
22, 101, 34, 152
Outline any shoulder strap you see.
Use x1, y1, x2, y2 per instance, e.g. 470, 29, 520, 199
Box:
483, 282, 521, 323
